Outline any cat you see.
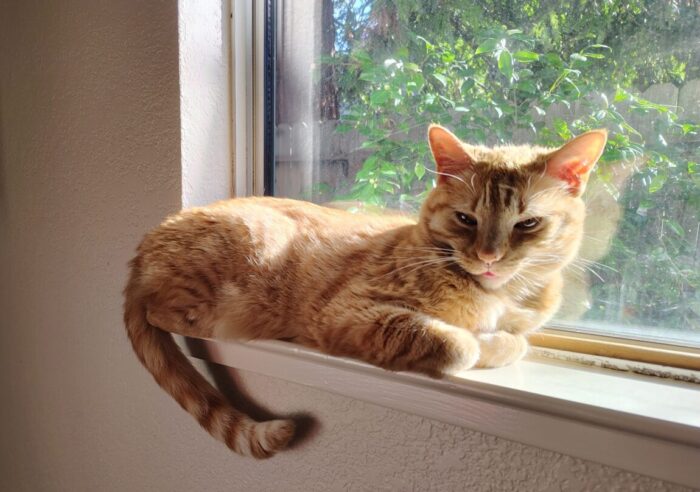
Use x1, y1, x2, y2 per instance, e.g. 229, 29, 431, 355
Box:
123, 125, 607, 458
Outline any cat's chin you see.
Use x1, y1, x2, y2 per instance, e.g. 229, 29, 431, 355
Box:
450, 260, 513, 289
474, 272, 513, 290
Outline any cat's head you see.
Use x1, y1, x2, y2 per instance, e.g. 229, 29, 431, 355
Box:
420, 125, 607, 290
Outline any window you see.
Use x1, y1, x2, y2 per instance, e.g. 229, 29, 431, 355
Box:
258, 0, 700, 365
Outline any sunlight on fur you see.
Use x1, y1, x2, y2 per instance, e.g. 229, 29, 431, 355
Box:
124, 125, 607, 457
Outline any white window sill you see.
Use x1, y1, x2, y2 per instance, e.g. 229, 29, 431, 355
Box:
185, 337, 700, 489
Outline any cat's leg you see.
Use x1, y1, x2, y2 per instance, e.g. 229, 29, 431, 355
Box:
313, 303, 479, 377
475, 331, 528, 368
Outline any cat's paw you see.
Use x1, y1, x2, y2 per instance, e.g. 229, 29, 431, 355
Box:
475, 331, 528, 368
425, 321, 480, 376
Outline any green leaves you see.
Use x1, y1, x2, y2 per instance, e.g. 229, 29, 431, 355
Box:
648, 173, 668, 193
369, 89, 390, 106
553, 118, 573, 140
581, 44, 611, 59
414, 162, 425, 180
475, 38, 499, 54
498, 50, 514, 81
432, 73, 448, 87
514, 50, 539, 62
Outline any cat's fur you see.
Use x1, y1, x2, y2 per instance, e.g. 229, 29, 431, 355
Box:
124, 125, 607, 458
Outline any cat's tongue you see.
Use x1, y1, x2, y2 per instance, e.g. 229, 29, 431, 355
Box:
482, 271, 497, 278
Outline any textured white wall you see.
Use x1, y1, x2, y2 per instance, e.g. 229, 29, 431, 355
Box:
0, 1, 692, 491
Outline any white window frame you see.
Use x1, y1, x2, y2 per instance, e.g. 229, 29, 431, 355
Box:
178, 2, 700, 488
231, 0, 265, 197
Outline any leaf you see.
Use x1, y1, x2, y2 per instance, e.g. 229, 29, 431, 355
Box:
666, 220, 685, 238
498, 50, 513, 81
682, 123, 698, 135
432, 73, 448, 87
570, 53, 588, 62
553, 118, 572, 139
416, 36, 434, 52
514, 51, 539, 62
441, 51, 456, 63
516, 79, 536, 94
475, 38, 498, 54
359, 71, 377, 82
438, 94, 455, 108
544, 52, 564, 68
370, 90, 390, 106
353, 50, 372, 64
648, 173, 667, 193
414, 162, 425, 180
360, 140, 378, 150
460, 78, 475, 93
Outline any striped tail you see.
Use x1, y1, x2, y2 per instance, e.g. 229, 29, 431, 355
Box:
123, 282, 295, 458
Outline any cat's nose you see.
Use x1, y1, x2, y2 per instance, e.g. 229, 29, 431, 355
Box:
477, 249, 503, 265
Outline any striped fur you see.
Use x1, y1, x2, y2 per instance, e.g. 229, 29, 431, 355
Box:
123, 126, 606, 456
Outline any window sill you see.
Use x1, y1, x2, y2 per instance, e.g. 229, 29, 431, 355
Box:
185, 337, 700, 489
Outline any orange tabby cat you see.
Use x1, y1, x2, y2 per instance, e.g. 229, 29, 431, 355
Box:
124, 125, 607, 458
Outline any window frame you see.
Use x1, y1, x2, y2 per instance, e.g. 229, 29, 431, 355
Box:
211, 2, 700, 486
232, 0, 700, 370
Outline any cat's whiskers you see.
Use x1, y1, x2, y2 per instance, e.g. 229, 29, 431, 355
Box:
393, 257, 460, 279
390, 246, 453, 253
581, 234, 606, 244
566, 261, 605, 282
510, 272, 543, 300
376, 256, 456, 280
425, 167, 471, 189
380, 255, 449, 262
574, 258, 618, 273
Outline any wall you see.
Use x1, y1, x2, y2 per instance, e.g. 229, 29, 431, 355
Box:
0, 1, 691, 491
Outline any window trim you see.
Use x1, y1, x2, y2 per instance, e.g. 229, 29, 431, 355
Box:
231, 0, 266, 197
533, 328, 700, 371
262, 0, 276, 195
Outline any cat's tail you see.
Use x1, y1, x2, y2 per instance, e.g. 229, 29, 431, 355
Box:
123, 270, 295, 459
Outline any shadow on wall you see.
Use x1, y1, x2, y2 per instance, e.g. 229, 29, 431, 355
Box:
184, 337, 320, 451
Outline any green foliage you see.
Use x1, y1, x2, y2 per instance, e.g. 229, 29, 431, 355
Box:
323, 0, 700, 334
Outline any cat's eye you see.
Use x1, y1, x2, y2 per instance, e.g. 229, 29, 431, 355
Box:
515, 217, 541, 230
455, 212, 477, 227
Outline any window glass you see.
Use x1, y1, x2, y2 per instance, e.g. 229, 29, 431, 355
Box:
271, 0, 700, 347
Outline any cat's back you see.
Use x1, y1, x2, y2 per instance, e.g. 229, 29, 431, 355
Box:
189, 196, 414, 241
139, 196, 414, 265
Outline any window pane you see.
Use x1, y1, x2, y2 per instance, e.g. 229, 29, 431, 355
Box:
272, 0, 700, 347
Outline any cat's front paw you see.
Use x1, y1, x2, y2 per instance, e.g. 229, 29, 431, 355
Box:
475, 331, 528, 368
424, 321, 480, 377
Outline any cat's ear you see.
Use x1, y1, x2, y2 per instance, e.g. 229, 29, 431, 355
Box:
545, 129, 608, 196
428, 125, 473, 185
